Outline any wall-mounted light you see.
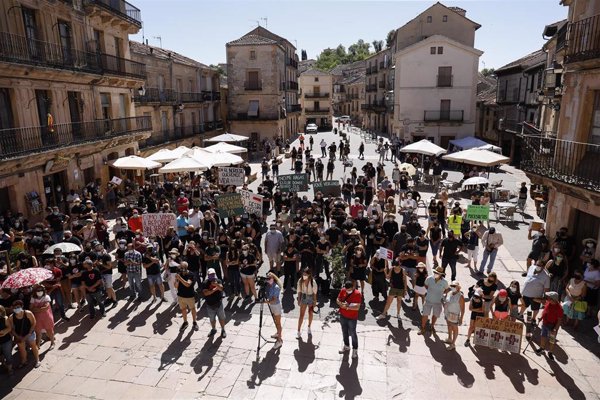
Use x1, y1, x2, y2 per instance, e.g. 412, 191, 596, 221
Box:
174, 103, 184, 113
550, 103, 560, 112
138, 86, 146, 96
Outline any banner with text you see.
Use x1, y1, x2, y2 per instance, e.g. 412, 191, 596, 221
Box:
466, 205, 490, 221
376, 247, 394, 262
239, 189, 263, 216
142, 213, 177, 237
313, 180, 342, 197
278, 173, 309, 192
216, 193, 245, 218
218, 167, 245, 186
473, 317, 523, 352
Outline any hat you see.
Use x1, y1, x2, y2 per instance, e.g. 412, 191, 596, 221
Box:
582, 238, 597, 246
74, 198, 81, 203
498, 289, 508, 298
433, 266, 445, 276
450, 280, 460, 287
417, 262, 426, 269
207, 268, 216, 275
85, 219, 93, 224
86, 200, 92, 204
169, 248, 180, 255
349, 228, 359, 236
546, 291, 559, 302
146, 243, 154, 248
473, 288, 483, 297
386, 214, 396, 219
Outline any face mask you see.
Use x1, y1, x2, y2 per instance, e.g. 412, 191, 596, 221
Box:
268, 279, 274, 285
320, 237, 326, 242
451, 288, 458, 294
208, 274, 216, 280
510, 286, 517, 292
70, 259, 77, 265
535, 266, 543, 272
345, 288, 353, 294
14, 307, 23, 314
302, 275, 308, 281
377, 229, 382, 233
553, 248, 561, 253
242, 251, 248, 256
36, 291, 44, 297
369, 225, 375, 228
356, 251, 362, 256
119, 244, 125, 249
587, 243, 594, 248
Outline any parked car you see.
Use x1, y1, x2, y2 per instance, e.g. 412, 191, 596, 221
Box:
338, 115, 351, 123
306, 123, 318, 134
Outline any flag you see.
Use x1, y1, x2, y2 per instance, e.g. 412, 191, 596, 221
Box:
47, 113, 55, 133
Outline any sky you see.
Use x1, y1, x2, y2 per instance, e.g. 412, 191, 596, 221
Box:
131, 0, 568, 70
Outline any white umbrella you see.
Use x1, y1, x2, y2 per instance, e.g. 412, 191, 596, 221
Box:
158, 156, 209, 173
43, 242, 82, 254
205, 133, 249, 143
400, 139, 446, 157
185, 147, 244, 167
443, 149, 510, 167
169, 146, 192, 159
398, 163, 417, 176
111, 155, 161, 170
205, 150, 244, 166
204, 142, 248, 154
146, 148, 177, 163
461, 176, 490, 188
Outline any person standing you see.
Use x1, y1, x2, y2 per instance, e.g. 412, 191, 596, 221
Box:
265, 272, 284, 349
296, 267, 318, 338
81, 259, 106, 320
443, 281, 465, 350
0, 306, 13, 375
337, 280, 362, 359
479, 227, 504, 275
142, 244, 166, 302
202, 268, 227, 338
520, 259, 551, 323
465, 228, 480, 271
418, 267, 449, 335
175, 262, 198, 332
326, 158, 335, 180
124, 243, 143, 301
265, 224, 285, 273
358, 142, 365, 160
377, 262, 407, 320
10, 300, 40, 368
439, 231, 461, 281
535, 291, 563, 360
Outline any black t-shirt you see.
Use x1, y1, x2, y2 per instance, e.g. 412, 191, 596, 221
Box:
202, 278, 223, 307
82, 268, 102, 289
96, 253, 113, 275
185, 252, 201, 273
326, 226, 342, 244
68, 264, 84, 284
46, 213, 66, 231
400, 244, 418, 269
416, 237, 429, 257
143, 253, 161, 276
476, 279, 498, 298
441, 237, 461, 259
430, 227, 442, 242
239, 254, 256, 275
176, 272, 195, 298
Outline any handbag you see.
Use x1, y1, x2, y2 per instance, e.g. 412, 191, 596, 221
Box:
573, 300, 588, 313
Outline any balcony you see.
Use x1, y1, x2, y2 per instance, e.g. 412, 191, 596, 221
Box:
378, 81, 386, 89
98, 53, 146, 79
215, 120, 224, 130
0, 116, 151, 159
423, 110, 464, 122
500, 119, 523, 134
287, 81, 299, 91
305, 108, 330, 115
286, 57, 298, 68
437, 75, 453, 87
288, 104, 302, 113
305, 92, 329, 99
244, 82, 262, 91
361, 100, 387, 112
235, 113, 279, 121
84, 0, 142, 28
133, 88, 176, 104
565, 13, 600, 64
366, 84, 377, 92
520, 135, 600, 192
556, 22, 567, 52
178, 92, 205, 103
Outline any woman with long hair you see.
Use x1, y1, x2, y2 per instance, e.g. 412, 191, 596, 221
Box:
265, 272, 284, 349
29, 285, 55, 349
296, 267, 318, 339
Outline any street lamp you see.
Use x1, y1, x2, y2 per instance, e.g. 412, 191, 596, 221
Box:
137, 86, 145, 96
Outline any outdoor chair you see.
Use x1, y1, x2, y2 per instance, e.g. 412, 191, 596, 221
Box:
498, 206, 516, 222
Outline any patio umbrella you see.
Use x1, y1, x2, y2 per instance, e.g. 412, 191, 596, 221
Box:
443, 149, 509, 167
146, 148, 177, 163
207, 150, 244, 166
204, 142, 248, 154
158, 156, 209, 173
111, 156, 161, 170
398, 163, 417, 176
204, 133, 249, 143
185, 147, 244, 167
43, 242, 82, 255
400, 139, 446, 157
169, 146, 192, 159
1, 268, 54, 289
461, 176, 490, 188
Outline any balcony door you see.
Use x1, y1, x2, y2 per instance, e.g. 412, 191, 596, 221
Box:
36, 90, 52, 146
67, 91, 82, 139
22, 8, 40, 60
161, 111, 169, 140
591, 91, 600, 146
0, 88, 16, 153
57, 21, 73, 65
100, 93, 111, 134
440, 99, 451, 120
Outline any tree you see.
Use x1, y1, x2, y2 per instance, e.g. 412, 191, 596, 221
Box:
301, 49, 307, 61
386, 30, 395, 48
314, 39, 372, 71
372, 40, 384, 52
481, 68, 496, 77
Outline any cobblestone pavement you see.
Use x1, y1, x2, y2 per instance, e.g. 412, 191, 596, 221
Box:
2, 128, 599, 400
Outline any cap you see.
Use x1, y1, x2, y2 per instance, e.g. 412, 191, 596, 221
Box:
498, 289, 508, 297
146, 243, 154, 248
207, 268, 216, 275
546, 291, 559, 302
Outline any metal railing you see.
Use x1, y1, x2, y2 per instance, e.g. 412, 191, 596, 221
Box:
84, 0, 142, 28
520, 135, 600, 191
288, 104, 302, 112
423, 110, 464, 122
366, 84, 377, 92
437, 75, 453, 87
556, 23, 567, 52
98, 52, 146, 79
235, 113, 279, 120
178, 92, 204, 103
501, 119, 522, 133
286, 57, 298, 68
565, 13, 600, 64
305, 108, 330, 115
0, 116, 151, 159
133, 88, 177, 103
304, 92, 329, 98
244, 82, 262, 90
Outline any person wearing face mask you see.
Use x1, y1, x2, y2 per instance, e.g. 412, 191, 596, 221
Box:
296, 268, 318, 338
298, 235, 316, 274
29, 285, 55, 349
349, 198, 364, 219
239, 246, 258, 300
443, 281, 465, 351
164, 248, 182, 304
115, 239, 129, 286
370, 252, 389, 303
202, 268, 227, 338
127, 211, 143, 233
546, 248, 568, 297
10, 300, 40, 368
315, 235, 332, 280
364, 220, 378, 261
81, 259, 106, 320
382, 215, 399, 246
520, 260, 551, 322
123, 243, 143, 301
175, 262, 198, 332
204, 239, 222, 280
583, 259, 600, 318
78, 219, 97, 245
337, 280, 362, 358
67, 255, 85, 310
464, 288, 485, 346
265, 224, 285, 274
349, 245, 368, 293
562, 271, 588, 330
478, 227, 504, 275
0, 305, 13, 375
377, 260, 407, 320
45, 206, 69, 244
418, 266, 449, 336
491, 289, 511, 320
176, 192, 189, 215
264, 272, 284, 348
580, 238, 597, 267
506, 280, 522, 321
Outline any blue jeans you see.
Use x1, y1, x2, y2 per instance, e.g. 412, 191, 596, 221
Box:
128, 272, 142, 297
441, 258, 458, 281
0, 340, 12, 366
479, 249, 498, 273
86, 290, 105, 317
340, 316, 358, 349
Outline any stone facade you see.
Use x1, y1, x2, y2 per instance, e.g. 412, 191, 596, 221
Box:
363, 49, 393, 134
299, 69, 332, 130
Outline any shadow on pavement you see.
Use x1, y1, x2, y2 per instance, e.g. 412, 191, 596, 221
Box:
385, 319, 411, 353
126, 301, 161, 332
336, 352, 362, 400
473, 345, 539, 393
293, 335, 318, 372
425, 333, 475, 388
546, 358, 587, 400
247, 347, 280, 388
191, 336, 222, 381
158, 328, 194, 371
152, 304, 177, 335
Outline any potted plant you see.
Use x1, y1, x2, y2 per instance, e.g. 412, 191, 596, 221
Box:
325, 244, 346, 298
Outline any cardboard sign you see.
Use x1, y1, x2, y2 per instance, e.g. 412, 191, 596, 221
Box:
466, 205, 490, 221
376, 247, 394, 262
278, 173, 308, 192
110, 176, 123, 185
142, 213, 177, 237
313, 180, 341, 197
473, 317, 524, 352
240, 189, 263, 216
215, 193, 245, 218
529, 221, 545, 232
218, 167, 245, 186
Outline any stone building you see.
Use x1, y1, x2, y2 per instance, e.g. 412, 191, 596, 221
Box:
363, 49, 394, 134
299, 68, 332, 130
331, 60, 366, 124
0, 0, 151, 219
520, 0, 600, 255
226, 26, 300, 153
129, 41, 223, 156
474, 72, 499, 144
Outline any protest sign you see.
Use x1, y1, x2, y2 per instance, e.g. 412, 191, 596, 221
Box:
376, 247, 394, 262
142, 213, 177, 237
110, 176, 123, 185
473, 317, 524, 352
466, 205, 490, 221
215, 193, 244, 218
278, 173, 308, 192
218, 167, 245, 186
240, 189, 263, 216
313, 180, 341, 197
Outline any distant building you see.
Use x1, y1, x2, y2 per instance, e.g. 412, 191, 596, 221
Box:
299, 69, 333, 130
475, 72, 498, 144
363, 49, 394, 135
331, 60, 366, 124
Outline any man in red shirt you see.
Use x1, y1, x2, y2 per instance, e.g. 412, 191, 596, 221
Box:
349, 198, 365, 219
176, 192, 189, 215
336, 280, 362, 359
535, 291, 562, 360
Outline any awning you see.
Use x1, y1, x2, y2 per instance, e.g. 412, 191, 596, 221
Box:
248, 101, 259, 117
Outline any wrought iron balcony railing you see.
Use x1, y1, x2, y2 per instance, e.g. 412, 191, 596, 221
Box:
98, 52, 146, 79
366, 84, 377, 92
0, 116, 151, 159
178, 92, 205, 103
288, 104, 302, 112
133, 88, 177, 104
305, 108, 330, 115
305, 92, 329, 99
565, 13, 600, 64
423, 110, 464, 122
235, 113, 279, 120
84, 0, 142, 28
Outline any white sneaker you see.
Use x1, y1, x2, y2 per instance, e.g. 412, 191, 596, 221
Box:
296, 331, 301, 339
273, 340, 283, 349
339, 345, 350, 354
352, 349, 358, 359
307, 327, 312, 335
376, 313, 387, 320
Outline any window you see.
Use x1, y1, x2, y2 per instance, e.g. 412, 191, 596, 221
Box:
591, 91, 600, 145
22, 7, 39, 58
437, 46, 443, 54
427, 16, 432, 23
440, 100, 451, 120
246, 71, 260, 90
0, 88, 14, 130
248, 100, 259, 117
250, 50, 256, 60
443, 15, 448, 22
100, 93, 111, 119
437, 66, 452, 87
315, 77, 319, 82
430, 47, 436, 54
93, 29, 104, 54
58, 20, 73, 63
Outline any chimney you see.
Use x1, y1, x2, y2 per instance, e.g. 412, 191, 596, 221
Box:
449, 6, 466, 17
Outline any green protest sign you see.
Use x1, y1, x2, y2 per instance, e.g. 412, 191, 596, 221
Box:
313, 180, 341, 197
467, 205, 490, 221
278, 173, 308, 192
215, 193, 244, 218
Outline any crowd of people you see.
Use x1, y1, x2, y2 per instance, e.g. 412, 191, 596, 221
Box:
0, 126, 598, 375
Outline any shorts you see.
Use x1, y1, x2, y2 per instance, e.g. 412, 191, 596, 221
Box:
102, 274, 113, 289
267, 253, 281, 264
522, 296, 541, 311
240, 272, 255, 280
147, 274, 163, 286
70, 282, 81, 289
470, 311, 485, 321
269, 302, 283, 316
20, 331, 36, 343
413, 285, 427, 296
389, 288, 405, 298
206, 303, 226, 322
541, 323, 556, 338
467, 247, 479, 261
422, 301, 442, 318
351, 268, 366, 281
301, 294, 314, 305
178, 296, 196, 311
527, 251, 541, 260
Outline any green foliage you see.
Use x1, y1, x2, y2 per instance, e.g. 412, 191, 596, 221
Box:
481, 68, 496, 77
325, 244, 347, 289
386, 30, 395, 48
372, 40, 384, 52
315, 40, 372, 71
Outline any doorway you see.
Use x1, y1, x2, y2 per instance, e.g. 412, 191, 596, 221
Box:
574, 209, 599, 268
43, 171, 67, 211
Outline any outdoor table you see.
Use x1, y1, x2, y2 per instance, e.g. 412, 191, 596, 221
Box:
495, 201, 514, 220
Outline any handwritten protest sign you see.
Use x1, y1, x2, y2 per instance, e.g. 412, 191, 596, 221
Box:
466, 205, 490, 221
142, 213, 177, 237
473, 317, 523, 352
313, 180, 341, 197
218, 167, 245, 186
278, 173, 308, 192
239, 190, 263, 216
215, 193, 244, 218
376, 247, 394, 262
110, 176, 123, 185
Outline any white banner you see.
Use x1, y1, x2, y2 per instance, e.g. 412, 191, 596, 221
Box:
218, 167, 245, 186
376, 247, 394, 262
239, 189, 263, 216
110, 176, 123, 185
142, 213, 177, 237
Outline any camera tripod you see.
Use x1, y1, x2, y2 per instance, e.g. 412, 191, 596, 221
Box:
256, 297, 277, 355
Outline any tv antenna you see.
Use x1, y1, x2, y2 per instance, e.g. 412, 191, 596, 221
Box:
153, 36, 162, 48
260, 17, 268, 28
